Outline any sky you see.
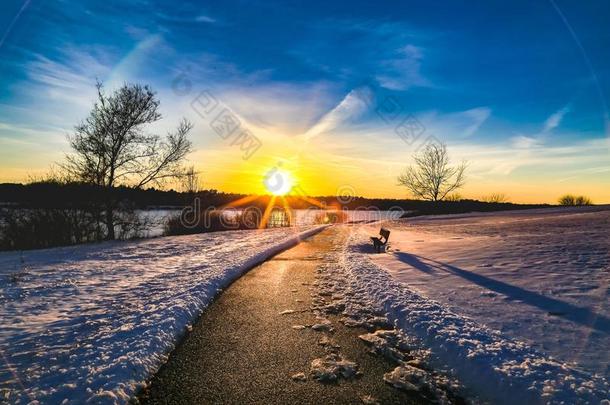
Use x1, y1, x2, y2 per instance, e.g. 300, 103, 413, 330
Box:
0, 0, 609, 203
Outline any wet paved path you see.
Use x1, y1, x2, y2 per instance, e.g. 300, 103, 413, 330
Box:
139, 227, 420, 404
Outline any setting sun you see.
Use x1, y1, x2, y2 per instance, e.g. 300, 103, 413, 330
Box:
263, 167, 295, 196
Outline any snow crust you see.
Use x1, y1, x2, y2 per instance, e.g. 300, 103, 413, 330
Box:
310, 353, 359, 382
0, 225, 326, 404
383, 364, 434, 392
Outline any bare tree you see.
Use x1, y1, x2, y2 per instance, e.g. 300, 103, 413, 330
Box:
63, 81, 193, 239
181, 165, 201, 195
398, 143, 467, 201
558, 194, 592, 206
482, 193, 509, 203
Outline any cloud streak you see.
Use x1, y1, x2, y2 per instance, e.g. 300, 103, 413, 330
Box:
543, 104, 571, 133
300, 86, 372, 141
195, 15, 216, 23
376, 45, 430, 90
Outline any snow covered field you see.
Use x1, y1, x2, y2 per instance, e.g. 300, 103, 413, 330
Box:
345, 207, 609, 402
0, 225, 326, 404
372, 207, 609, 374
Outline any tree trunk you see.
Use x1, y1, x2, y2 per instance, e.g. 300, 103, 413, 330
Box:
105, 205, 115, 240
105, 170, 116, 240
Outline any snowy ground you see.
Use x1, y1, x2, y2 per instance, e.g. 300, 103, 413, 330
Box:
336, 207, 609, 403
371, 207, 609, 375
0, 225, 326, 404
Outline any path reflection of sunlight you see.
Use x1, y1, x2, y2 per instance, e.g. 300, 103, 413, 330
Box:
269, 260, 289, 293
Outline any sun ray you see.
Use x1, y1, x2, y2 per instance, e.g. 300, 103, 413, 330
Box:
296, 194, 327, 209
258, 195, 277, 229
221, 194, 261, 209
280, 196, 294, 226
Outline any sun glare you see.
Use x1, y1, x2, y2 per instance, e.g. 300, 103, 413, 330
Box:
263, 167, 294, 196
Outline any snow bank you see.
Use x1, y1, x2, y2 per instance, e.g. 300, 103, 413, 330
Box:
0, 225, 327, 404
337, 227, 608, 403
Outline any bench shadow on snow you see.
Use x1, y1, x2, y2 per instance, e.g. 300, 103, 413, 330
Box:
353, 243, 378, 254
393, 252, 610, 334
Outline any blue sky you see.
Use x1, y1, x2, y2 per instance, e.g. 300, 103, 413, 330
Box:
1, 0, 609, 202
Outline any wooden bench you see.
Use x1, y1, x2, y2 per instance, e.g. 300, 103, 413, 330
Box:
371, 228, 390, 253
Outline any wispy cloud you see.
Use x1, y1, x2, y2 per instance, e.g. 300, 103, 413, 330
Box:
376, 45, 430, 90
459, 107, 491, 137
1, 35, 174, 158
543, 104, 571, 133
301, 86, 372, 140
500, 104, 570, 154
105, 34, 165, 87
11, 34, 169, 133
0, 121, 66, 145
195, 14, 216, 23
13, 47, 113, 128
155, 12, 216, 24
25, 50, 109, 92
217, 80, 338, 136
413, 107, 491, 139
511, 135, 542, 149
454, 135, 608, 178
288, 19, 433, 90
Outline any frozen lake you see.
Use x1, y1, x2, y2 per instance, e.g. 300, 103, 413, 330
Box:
140, 208, 404, 237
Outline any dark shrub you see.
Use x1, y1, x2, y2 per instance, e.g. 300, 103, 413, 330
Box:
558, 194, 592, 206
164, 209, 262, 236
0, 203, 151, 251
0, 208, 104, 250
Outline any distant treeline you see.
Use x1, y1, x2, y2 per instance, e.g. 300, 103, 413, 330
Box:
335, 197, 550, 216
0, 182, 241, 209
0, 182, 554, 250
0, 182, 549, 214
